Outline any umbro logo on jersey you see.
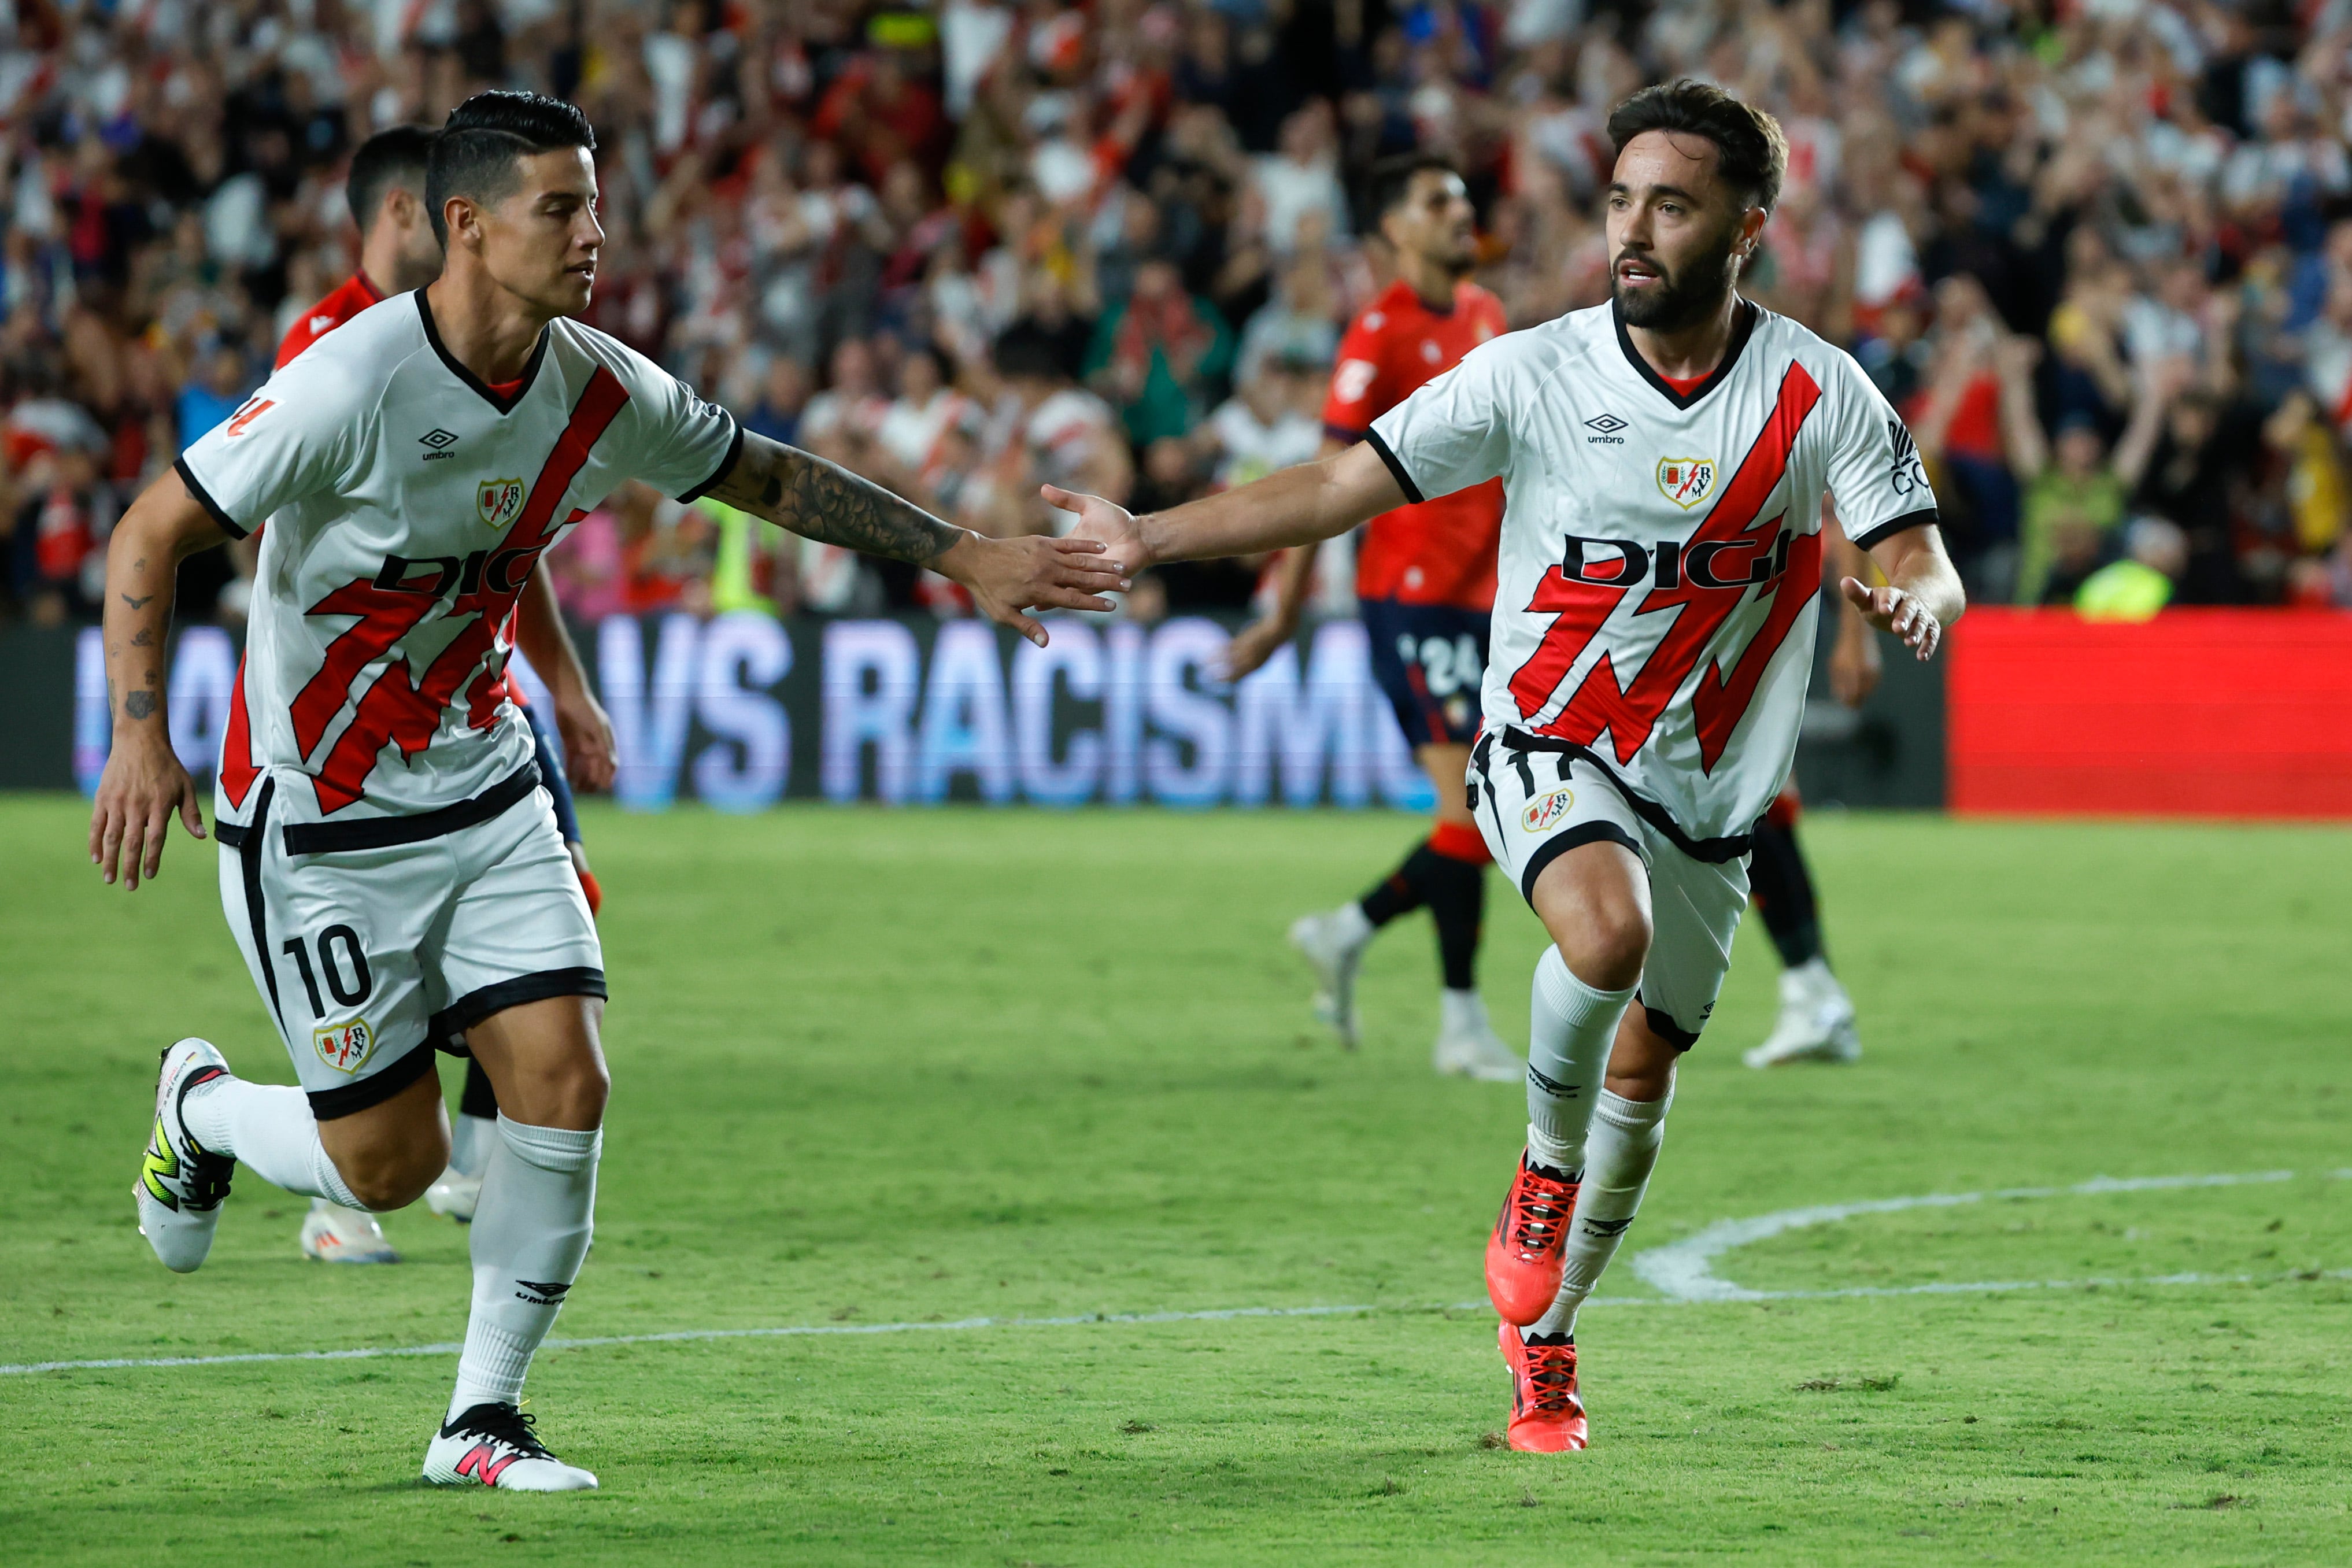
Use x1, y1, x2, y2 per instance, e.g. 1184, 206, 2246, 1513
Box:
419, 428, 460, 461
1583, 412, 1626, 445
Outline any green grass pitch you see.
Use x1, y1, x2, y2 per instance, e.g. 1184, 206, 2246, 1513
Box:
3, 794, 2350, 1564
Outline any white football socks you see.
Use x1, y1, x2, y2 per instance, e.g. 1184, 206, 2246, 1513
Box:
1526, 1088, 1671, 1340
182, 1075, 365, 1210
1333, 901, 1375, 948
1439, 987, 1490, 1038
448, 1115, 601, 1421
1523, 946, 1636, 1175
448, 1111, 496, 1179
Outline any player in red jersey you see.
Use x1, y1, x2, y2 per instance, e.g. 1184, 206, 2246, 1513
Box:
271, 126, 619, 1263
1227, 154, 1518, 1082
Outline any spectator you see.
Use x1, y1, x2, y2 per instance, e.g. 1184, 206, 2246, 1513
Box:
1084, 255, 1234, 446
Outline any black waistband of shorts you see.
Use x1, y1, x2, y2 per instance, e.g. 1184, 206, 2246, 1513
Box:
1496, 728, 1752, 863
279, 763, 542, 855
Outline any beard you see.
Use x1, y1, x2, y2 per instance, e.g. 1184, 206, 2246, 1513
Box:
1611, 233, 1741, 332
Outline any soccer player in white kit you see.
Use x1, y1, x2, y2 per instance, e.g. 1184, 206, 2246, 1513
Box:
93, 92, 1123, 1491
1047, 80, 1964, 1451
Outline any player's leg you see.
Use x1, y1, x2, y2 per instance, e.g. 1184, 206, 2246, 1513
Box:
1466, 746, 1649, 1327
1411, 741, 1519, 1082
1743, 786, 1859, 1068
1507, 838, 1744, 1452
1292, 603, 1492, 1057
426, 1056, 501, 1222
139, 789, 443, 1273
419, 790, 606, 1492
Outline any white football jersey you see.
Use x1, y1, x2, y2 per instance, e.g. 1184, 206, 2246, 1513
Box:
1370, 299, 1935, 847
179, 291, 740, 830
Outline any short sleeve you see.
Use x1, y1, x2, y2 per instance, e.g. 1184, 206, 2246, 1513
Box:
1822, 352, 1938, 552
1365, 338, 1515, 504
610, 345, 743, 503
175, 358, 367, 538
1321, 316, 1387, 439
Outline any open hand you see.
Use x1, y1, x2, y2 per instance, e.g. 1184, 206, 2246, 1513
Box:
1840, 578, 1942, 660
1040, 486, 1153, 576
940, 530, 1129, 647
90, 729, 204, 890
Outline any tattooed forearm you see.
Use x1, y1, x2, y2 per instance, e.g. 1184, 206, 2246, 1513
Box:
121, 592, 153, 609
710, 433, 960, 565
124, 691, 157, 720
131, 628, 154, 646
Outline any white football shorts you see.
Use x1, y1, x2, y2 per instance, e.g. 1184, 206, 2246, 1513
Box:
1469, 730, 1750, 1049
216, 763, 603, 1118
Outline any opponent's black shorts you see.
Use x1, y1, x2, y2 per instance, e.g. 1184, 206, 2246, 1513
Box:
1360, 597, 1491, 749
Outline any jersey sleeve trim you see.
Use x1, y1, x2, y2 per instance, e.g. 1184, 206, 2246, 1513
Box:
173, 455, 248, 539
675, 415, 745, 503
1363, 427, 1425, 505
1848, 506, 1940, 554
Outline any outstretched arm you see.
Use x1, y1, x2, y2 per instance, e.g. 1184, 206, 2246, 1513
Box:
704, 432, 1127, 646
90, 469, 232, 888
1841, 522, 1965, 663
1043, 439, 1405, 576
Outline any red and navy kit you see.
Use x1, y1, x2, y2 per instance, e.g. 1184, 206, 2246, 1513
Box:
275, 271, 385, 368
1325, 278, 1509, 749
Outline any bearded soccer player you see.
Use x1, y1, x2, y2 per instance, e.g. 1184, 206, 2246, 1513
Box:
99, 91, 1120, 1491
1049, 80, 1962, 1452
1227, 154, 1517, 1082
269, 124, 602, 1267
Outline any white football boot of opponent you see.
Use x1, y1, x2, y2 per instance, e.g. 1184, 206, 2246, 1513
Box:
300, 1198, 400, 1263
1289, 905, 1372, 1049
1433, 988, 1523, 1082
423, 1403, 598, 1491
1743, 958, 1862, 1068
134, 1038, 236, 1273
425, 1168, 483, 1222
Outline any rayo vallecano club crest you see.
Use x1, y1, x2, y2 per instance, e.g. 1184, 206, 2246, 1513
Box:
1656, 457, 1717, 509
477, 477, 525, 530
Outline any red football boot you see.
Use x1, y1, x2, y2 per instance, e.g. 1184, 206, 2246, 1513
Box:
1484, 1150, 1577, 1326
1499, 1321, 1588, 1452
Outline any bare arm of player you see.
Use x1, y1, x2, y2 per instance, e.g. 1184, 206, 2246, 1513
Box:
1843, 522, 1965, 663
705, 431, 1127, 647
1045, 439, 1404, 578
512, 569, 615, 793
1822, 505, 1882, 708
89, 470, 232, 889
1222, 435, 1352, 679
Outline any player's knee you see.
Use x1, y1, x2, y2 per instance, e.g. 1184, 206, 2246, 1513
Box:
546, 1055, 610, 1130
343, 1142, 445, 1211
1558, 892, 1650, 990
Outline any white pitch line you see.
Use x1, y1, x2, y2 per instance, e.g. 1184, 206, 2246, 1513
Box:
10, 1170, 2341, 1380
1631, 1168, 2304, 1303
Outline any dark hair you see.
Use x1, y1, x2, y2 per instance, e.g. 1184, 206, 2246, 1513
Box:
426, 90, 598, 245
346, 126, 438, 236
1606, 80, 1788, 213
1367, 152, 1460, 225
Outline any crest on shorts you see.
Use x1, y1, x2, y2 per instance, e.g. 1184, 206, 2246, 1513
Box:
313, 1018, 375, 1075
1521, 785, 1574, 833
1656, 457, 1717, 510
477, 477, 526, 531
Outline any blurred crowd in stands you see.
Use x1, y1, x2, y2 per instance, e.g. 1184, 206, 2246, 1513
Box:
7, 0, 2352, 630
